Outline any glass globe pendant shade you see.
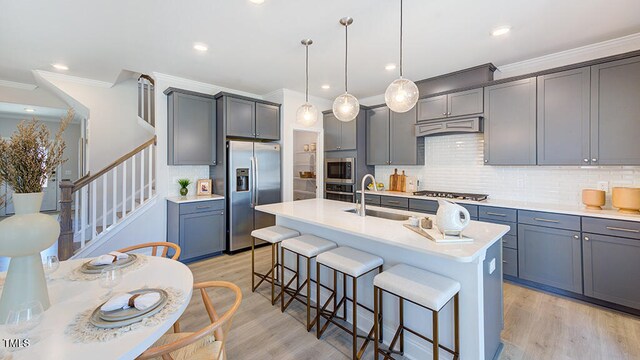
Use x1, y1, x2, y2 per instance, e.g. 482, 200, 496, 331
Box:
295, 102, 318, 127
332, 93, 360, 122
385, 77, 419, 113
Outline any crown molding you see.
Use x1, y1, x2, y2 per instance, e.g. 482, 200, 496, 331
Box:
496, 32, 640, 78
0, 79, 38, 91
152, 72, 262, 99
33, 70, 113, 88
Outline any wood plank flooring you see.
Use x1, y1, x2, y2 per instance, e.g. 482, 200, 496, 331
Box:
178, 247, 640, 360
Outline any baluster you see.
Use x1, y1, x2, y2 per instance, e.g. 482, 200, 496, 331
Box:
148, 144, 153, 197
140, 148, 145, 203
131, 154, 136, 211
102, 173, 107, 233
74, 191, 79, 236
138, 80, 143, 118
81, 186, 88, 247
112, 166, 117, 226
122, 161, 127, 217
92, 180, 97, 237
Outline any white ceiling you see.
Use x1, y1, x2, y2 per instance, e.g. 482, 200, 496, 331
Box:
1, 0, 639, 99
0, 102, 81, 123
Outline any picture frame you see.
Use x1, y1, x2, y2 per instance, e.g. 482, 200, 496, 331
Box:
196, 179, 213, 196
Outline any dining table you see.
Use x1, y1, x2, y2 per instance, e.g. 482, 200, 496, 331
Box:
0, 255, 193, 360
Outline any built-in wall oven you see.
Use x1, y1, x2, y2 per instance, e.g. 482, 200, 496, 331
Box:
325, 158, 355, 184
325, 183, 355, 203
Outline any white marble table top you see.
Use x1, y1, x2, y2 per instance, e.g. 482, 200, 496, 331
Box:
0, 256, 193, 360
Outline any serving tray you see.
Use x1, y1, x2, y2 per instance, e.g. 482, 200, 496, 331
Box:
403, 224, 474, 243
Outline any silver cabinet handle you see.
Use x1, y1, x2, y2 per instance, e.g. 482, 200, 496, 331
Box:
606, 226, 640, 233
442, 112, 447, 116
573, 235, 579, 239
584, 236, 590, 241
196, 205, 212, 209
484, 159, 489, 163
583, 158, 589, 163
502, 260, 507, 264
592, 158, 597, 162
486, 212, 507, 217
447, 112, 452, 116
387, 200, 401, 204
533, 217, 560, 223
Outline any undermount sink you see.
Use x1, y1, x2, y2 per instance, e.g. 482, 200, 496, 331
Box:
344, 208, 411, 221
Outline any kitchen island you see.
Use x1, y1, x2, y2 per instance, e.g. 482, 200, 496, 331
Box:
256, 199, 510, 360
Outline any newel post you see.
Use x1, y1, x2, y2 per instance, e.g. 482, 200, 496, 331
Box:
58, 179, 74, 260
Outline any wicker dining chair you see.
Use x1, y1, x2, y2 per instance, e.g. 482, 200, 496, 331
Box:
118, 242, 181, 261
137, 281, 242, 360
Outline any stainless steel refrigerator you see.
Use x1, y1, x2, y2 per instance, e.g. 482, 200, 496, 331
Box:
227, 140, 281, 253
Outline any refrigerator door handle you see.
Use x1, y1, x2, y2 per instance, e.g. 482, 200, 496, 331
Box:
249, 156, 256, 208
255, 155, 260, 206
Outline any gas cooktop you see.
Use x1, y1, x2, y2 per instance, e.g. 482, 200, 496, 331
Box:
412, 190, 488, 202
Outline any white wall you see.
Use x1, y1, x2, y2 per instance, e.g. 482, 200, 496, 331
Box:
0, 85, 68, 109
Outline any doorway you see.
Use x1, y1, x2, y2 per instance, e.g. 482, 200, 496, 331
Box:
292, 129, 320, 201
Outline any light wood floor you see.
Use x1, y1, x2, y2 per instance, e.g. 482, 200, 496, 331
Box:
178, 247, 640, 360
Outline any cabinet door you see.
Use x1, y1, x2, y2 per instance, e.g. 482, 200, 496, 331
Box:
484, 78, 537, 165
367, 107, 390, 165
390, 107, 418, 165
324, 113, 341, 151
339, 114, 357, 150
179, 210, 225, 260
169, 92, 216, 165
583, 233, 640, 309
255, 103, 280, 140
447, 88, 483, 117
518, 224, 582, 293
226, 97, 256, 138
591, 56, 640, 165
417, 95, 447, 122
537, 68, 590, 165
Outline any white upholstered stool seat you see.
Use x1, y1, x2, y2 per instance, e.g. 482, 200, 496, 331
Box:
281, 235, 337, 258
374, 264, 460, 311
251, 225, 300, 244
316, 246, 383, 278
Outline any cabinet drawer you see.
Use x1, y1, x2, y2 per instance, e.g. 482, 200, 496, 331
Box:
409, 199, 438, 214
460, 204, 479, 219
357, 193, 381, 206
582, 217, 640, 240
518, 210, 581, 231
502, 234, 518, 250
180, 200, 224, 215
479, 206, 517, 223
380, 196, 409, 209
503, 248, 518, 277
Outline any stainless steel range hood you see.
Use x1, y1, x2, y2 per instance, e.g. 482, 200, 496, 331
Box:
415, 117, 483, 137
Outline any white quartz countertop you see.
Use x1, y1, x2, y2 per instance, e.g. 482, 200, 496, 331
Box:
166, 194, 225, 204
360, 190, 640, 222
256, 199, 510, 263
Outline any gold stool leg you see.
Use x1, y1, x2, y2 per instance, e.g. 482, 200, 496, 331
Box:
378, 265, 383, 343
306, 256, 311, 331
280, 246, 285, 312
251, 237, 256, 291
352, 276, 358, 360
432, 309, 439, 360
271, 243, 276, 305
316, 261, 322, 339
399, 298, 404, 354
454, 293, 460, 359
374, 286, 379, 360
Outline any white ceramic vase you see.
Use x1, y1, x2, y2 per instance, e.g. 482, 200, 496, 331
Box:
0, 192, 60, 322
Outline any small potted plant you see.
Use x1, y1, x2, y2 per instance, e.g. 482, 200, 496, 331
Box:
177, 178, 192, 196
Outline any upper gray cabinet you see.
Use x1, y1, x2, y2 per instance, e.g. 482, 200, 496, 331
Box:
221, 94, 280, 141
366, 106, 423, 166
417, 88, 483, 122
323, 112, 357, 151
165, 88, 217, 166
483, 78, 537, 165
537, 67, 591, 165
590, 56, 640, 165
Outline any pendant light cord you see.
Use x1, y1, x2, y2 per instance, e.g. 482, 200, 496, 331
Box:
305, 44, 309, 103
399, 0, 403, 78
344, 23, 349, 93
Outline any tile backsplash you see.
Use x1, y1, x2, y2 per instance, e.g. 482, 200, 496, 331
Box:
375, 134, 640, 206
167, 166, 211, 197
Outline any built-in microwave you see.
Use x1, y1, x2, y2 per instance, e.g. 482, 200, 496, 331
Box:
325, 158, 355, 184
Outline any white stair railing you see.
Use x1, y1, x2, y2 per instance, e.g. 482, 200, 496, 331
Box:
138, 75, 155, 127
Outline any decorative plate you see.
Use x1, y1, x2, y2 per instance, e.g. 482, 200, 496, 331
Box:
90, 288, 169, 329
80, 254, 138, 274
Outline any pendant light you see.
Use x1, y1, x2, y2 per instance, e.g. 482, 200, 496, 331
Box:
332, 17, 359, 122
385, 0, 419, 113
296, 39, 318, 127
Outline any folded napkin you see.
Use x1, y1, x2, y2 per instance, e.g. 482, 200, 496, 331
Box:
90, 251, 129, 266
100, 292, 161, 312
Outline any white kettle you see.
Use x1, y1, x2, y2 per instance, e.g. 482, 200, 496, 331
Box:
436, 199, 471, 235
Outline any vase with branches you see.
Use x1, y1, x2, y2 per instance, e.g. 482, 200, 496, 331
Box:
178, 178, 192, 196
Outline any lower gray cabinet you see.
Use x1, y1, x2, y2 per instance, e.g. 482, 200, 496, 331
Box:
168, 200, 225, 262
502, 247, 518, 278
583, 233, 640, 310
518, 224, 582, 293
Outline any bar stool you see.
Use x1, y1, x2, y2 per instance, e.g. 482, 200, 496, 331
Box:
251, 225, 300, 305
280, 234, 337, 331
373, 264, 460, 360
316, 247, 384, 360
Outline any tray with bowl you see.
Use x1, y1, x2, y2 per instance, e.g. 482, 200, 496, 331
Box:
80, 254, 138, 274
90, 288, 168, 328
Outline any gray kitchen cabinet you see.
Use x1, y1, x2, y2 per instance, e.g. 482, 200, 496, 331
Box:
518, 224, 582, 293
503, 247, 518, 277
356, 193, 381, 206
380, 196, 409, 209
255, 103, 280, 140
484, 78, 537, 165
167, 199, 225, 262
366, 106, 422, 165
324, 112, 356, 151
590, 56, 640, 165
583, 233, 640, 310
165, 88, 216, 166
537, 67, 591, 165
417, 88, 483, 122
225, 97, 255, 138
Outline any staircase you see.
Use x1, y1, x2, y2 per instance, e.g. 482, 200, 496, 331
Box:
57, 74, 157, 260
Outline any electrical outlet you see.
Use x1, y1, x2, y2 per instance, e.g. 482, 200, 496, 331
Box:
597, 181, 609, 192
489, 258, 496, 274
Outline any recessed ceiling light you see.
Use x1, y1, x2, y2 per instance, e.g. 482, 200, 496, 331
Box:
321, 84, 331, 90
52, 63, 69, 70
385, 64, 397, 71
249, 0, 265, 4
24, 108, 35, 112
491, 26, 511, 37
193, 43, 208, 52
